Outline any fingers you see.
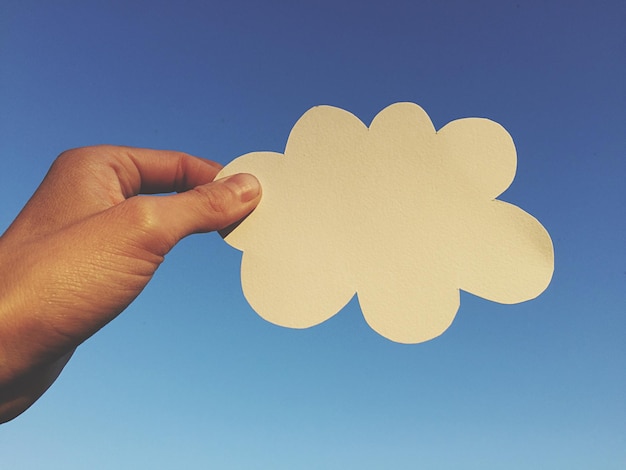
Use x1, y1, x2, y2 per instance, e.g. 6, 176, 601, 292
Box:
57, 145, 223, 198
3, 146, 227, 242
3, 145, 260, 257
117, 146, 225, 196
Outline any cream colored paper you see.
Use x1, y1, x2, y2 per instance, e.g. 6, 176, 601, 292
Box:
218, 103, 554, 343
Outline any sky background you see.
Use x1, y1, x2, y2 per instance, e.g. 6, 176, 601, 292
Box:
1, 1, 624, 468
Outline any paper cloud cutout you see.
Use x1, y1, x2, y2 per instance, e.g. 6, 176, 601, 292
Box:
218, 103, 554, 344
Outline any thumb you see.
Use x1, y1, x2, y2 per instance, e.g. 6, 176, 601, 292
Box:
117, 173, 262, 253
166, 172, 262, 236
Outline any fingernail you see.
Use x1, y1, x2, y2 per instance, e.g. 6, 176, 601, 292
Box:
220, 173, 261, 202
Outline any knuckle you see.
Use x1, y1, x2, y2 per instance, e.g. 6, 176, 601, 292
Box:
54, 145, 119, 168
116, 197, 175, 253
123, 196, 159, 231
52, 146, 102, 173
53, 148, 86, 170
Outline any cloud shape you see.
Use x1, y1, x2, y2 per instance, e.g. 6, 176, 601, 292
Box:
218, 103, 554, 343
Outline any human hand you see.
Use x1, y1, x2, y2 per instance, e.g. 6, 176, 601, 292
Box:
0, 145, 261, 422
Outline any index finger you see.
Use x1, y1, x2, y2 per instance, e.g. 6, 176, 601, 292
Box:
110, 146, 225, 197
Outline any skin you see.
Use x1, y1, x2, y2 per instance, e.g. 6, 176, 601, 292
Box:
0, 145, 261, 423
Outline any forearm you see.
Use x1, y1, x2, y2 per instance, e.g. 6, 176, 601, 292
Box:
0, 235, 74, 375
0, 238, 75, 423
0, 350, 72, 424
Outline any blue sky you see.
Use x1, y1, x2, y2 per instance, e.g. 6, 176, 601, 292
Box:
1, 1, 624, 468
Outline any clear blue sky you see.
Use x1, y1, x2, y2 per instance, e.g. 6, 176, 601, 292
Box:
1, 1, 624, 468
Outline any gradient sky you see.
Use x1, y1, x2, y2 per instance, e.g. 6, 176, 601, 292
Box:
1, 1, 624, 469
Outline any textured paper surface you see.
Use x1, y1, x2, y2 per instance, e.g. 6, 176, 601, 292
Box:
218, 103, 554, 343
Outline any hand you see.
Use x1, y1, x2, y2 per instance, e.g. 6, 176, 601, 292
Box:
0, 145, 261, 423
